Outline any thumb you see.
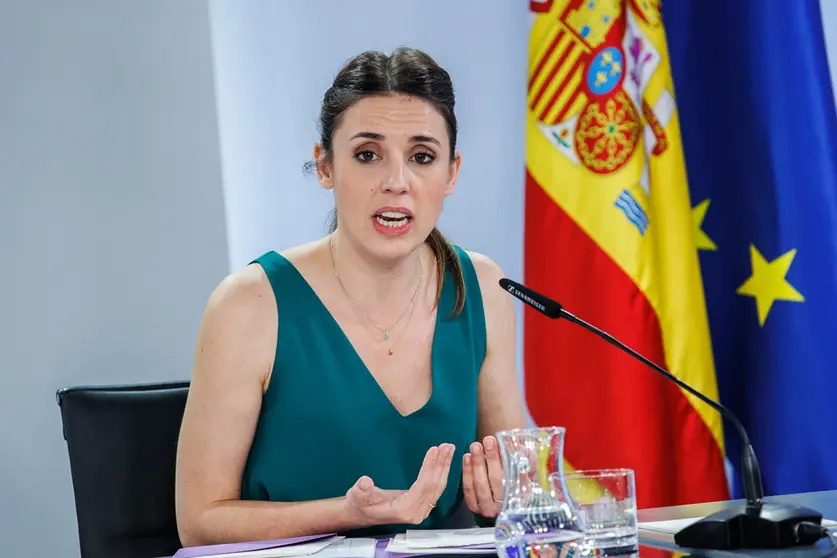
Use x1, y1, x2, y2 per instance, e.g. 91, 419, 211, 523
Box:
355, 476, 375, 492
347, 476, 384, 507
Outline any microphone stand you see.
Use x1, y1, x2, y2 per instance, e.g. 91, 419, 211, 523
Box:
499, 278, 828, 550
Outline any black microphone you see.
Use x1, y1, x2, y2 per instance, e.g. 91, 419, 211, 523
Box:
500, 277, 827, 550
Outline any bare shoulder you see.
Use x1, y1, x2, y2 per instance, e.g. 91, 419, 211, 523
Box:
203, 237, 326, 335
463, 250, 512, 318
277, 238, 327, 268
464, 250, 505, 281
193, 262, 278, 389
203, 263, 274, 328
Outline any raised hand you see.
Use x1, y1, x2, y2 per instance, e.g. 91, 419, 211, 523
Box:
345, 443, 455, 525
462, 435, 504, 518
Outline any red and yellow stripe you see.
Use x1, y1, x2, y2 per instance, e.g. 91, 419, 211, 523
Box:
528, 26, 588, 124
523, 0, 729, 508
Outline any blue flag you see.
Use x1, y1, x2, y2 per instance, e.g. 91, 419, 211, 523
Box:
664, 1, 837, 497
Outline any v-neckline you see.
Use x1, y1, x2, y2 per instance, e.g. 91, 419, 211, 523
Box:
273, 251, 445, 419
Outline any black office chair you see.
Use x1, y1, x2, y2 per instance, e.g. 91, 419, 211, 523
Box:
57, 380, 190, 558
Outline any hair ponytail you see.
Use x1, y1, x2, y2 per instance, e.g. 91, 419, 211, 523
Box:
426, 227, 465, 318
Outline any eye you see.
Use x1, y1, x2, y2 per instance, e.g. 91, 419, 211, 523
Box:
412, 151, 435, 165
355, 150, 379, 163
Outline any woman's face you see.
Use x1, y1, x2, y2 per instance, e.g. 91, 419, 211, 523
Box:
316, 94, 460, 261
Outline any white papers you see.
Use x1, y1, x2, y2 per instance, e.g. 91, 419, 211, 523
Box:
313, 538, 377, 558
386, 528, 496, 555
404, 528, 495, 549
206, 536, 345, 558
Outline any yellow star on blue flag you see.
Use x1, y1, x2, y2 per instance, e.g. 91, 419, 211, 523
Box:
692, 199, 716, 251
736, 245, 804, 326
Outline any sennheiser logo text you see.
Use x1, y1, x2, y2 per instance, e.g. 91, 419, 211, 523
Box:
509, 286, 547, 313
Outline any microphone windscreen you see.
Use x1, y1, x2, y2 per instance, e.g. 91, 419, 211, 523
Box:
499, 278, 563, 319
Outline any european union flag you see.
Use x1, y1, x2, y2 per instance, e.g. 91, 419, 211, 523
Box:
664, 1, 837, 497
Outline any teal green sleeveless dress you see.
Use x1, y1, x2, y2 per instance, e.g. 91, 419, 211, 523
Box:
240, 245, 486, 536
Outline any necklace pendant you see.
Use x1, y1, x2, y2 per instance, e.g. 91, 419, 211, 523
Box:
383, 330, 389, 341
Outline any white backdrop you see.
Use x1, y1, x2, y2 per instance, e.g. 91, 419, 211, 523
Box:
208, 0, 533, 400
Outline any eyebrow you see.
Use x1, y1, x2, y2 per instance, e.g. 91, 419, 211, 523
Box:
349, 132, 441, 146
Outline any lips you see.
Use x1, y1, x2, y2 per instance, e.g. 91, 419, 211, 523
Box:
373, 207, 413, 228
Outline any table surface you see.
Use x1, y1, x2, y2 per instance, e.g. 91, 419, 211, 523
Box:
160, 491, 837, 558
638, 489, 837, 557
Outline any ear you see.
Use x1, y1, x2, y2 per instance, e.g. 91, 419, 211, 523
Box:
445, 150, 462, 196
313, 143, 334, 189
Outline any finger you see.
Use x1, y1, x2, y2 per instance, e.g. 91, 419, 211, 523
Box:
418, 444, 451, 506
409, 446, 440, 490
428, 443, 455, 504
462, 453, 480, 512
483, 436, 504, 504
403, 446, 441, 510
347, 476, 384, 507
346, 475, 373, 501
399, 445, 449, 523
430, 443, 454, 485
356, 476, 374, 491
470, 442, 496, 516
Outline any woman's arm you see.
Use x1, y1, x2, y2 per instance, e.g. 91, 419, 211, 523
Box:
470, 253, 528, 438
175, 265, 454, 546
461, 252, 528, 518
174, 266, 371, 546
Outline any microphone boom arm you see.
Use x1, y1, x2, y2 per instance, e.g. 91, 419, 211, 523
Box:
558, 307, 764, 505
499, 277, 825, 550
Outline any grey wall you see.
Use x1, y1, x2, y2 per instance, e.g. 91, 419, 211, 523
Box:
0, 1, 229, 555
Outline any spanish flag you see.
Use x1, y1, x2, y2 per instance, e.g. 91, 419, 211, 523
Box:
523, 0, 729, 508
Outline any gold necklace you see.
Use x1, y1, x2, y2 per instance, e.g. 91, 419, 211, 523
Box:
329, 235, 422, 349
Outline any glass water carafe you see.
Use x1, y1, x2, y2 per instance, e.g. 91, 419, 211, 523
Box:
494, 427, 587, 558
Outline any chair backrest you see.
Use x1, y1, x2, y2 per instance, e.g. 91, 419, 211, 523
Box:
57, 381, 190, 558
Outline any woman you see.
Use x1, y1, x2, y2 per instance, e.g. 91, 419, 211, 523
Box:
175, 47, 527, 547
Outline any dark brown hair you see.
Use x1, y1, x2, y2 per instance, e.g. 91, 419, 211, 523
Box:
311, 47, 465, 317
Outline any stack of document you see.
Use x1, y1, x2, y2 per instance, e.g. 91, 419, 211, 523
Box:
172, 534, 376, 558
384, 527, 496, 555
170, 527, 498, 558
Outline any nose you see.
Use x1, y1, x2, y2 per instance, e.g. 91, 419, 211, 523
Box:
381, 159, 410, 194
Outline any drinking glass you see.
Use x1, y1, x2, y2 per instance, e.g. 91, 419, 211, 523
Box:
553, 468, 638, 553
